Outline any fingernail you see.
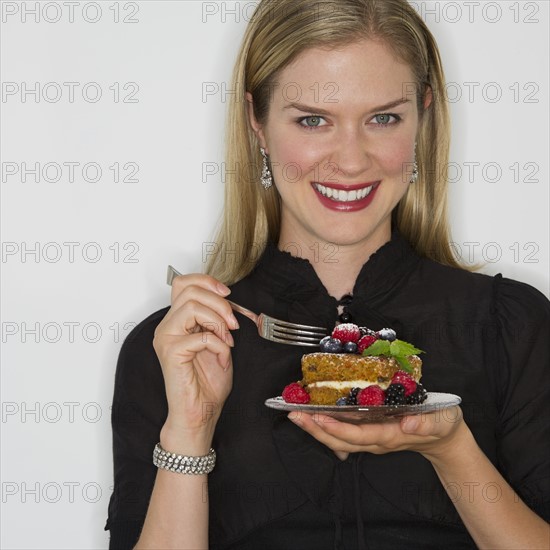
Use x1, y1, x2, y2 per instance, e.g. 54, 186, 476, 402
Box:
226, 332, 235, 347
216, 283, 231, 296
288, 412, 302, 425
229, 314, 240, 330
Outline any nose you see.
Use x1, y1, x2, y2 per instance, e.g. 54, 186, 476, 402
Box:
330, 126, 372, 179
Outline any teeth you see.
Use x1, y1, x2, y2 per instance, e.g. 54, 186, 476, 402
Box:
314, 183, 373, 202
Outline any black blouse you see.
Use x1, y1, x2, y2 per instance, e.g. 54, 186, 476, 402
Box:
105, 232, 550, 549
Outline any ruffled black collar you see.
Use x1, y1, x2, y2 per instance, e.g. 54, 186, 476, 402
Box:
249, 230, 421, 333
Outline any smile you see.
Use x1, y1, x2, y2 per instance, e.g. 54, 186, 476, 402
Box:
311, 181, 381, 212
313, 183, 375, 203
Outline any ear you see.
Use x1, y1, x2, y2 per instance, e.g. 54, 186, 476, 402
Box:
246, 92, 268, 151
423, 85, 433, 110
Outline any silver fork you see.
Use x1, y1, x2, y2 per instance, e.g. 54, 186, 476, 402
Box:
166, 265, 327, 347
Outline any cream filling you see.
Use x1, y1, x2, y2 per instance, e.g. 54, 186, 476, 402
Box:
313, 183, 373, 202
308, 380, 390, 390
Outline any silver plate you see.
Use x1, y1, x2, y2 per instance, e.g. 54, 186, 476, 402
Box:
265, 392, 462, 424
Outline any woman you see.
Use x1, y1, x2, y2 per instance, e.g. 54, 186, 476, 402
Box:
105, 0, 550, 548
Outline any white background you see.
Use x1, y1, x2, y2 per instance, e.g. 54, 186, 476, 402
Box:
1, 1, 548, 548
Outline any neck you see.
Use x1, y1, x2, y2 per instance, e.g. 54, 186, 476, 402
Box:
278, 226, 392, 300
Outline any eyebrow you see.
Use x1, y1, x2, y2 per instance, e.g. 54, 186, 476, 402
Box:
284, 98, 411, 115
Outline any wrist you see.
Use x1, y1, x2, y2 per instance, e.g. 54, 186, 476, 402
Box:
422, 420, 479, 470
160, 422, 214, 456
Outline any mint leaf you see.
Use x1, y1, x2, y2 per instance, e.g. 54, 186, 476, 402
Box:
362, 339, 391, 356
394, 355, 413, 373
390, 339, 424, 357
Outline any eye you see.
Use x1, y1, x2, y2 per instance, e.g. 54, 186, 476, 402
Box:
298, 116, 327, 128
371, 113, 401, 126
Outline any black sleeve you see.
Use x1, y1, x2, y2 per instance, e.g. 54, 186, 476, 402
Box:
493, 277, 550, 521
104, 308, 170, 549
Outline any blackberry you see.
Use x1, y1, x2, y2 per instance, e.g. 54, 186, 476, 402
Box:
384, 383, 406, 406
406, 384, 428, 405
359, 327, 376, 337
346, 387, 361, 405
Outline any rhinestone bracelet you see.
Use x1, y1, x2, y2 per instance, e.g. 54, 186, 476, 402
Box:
153, 443, 216, 475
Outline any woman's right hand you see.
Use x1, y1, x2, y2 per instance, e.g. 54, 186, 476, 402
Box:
153, 273, 238, 455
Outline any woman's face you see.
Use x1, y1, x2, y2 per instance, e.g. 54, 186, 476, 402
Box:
250, 39, 427, 250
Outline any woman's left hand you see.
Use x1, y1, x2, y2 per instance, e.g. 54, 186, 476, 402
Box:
288, 406, 466, 462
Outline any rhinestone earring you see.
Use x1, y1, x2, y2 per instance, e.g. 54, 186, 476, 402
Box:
260, 147, 273, 189
410, 142, 419, 184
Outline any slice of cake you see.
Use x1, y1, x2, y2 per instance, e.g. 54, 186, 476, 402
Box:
302, 352, 422, 405
281, 323, 428, 406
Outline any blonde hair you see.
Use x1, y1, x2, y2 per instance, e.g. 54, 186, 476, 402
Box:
206, 0, 464, 285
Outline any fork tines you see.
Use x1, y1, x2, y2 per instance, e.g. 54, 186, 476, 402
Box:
269, 320, 327, 347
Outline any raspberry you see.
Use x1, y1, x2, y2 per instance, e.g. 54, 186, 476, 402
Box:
384, 383, 406, 406
357, 385, 385, 406
357, 334, 378, 353
406, 384, 428, 405
391, 371, 417, 396
282, 383, 310, 404
331, 323, 361, 343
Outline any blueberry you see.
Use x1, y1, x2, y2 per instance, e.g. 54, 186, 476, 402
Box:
318, 335, 332, 352
323, 337, 343, 353
377, 328, 397, 341
336, 397, 348, 406
343, 341, 358, 354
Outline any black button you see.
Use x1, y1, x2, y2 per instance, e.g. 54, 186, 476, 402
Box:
339, 311, 353, 323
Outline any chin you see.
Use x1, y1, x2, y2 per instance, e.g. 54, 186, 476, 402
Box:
312, 226, 380, 248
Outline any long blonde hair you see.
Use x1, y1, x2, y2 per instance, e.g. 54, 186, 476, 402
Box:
206, 0, 463, 285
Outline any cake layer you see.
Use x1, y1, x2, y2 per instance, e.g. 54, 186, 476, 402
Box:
307, 386, 354, 406
301, 353, 422, 386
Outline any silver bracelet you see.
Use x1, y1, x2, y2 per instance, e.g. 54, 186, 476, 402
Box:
153, 443, 216, 475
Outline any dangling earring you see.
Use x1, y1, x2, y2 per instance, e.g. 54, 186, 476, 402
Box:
409, 142, 419, 184
260, 147, 273, 189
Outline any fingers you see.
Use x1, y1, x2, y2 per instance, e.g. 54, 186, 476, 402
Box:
171, 273, 231, 302
178, 332, 234, 371
162, 299, 237, 346
288, 409, 462, 455
155, 331, 233, 372
401, 407, 463, 436
159, 273, 239, 343
288, 412, 369, 453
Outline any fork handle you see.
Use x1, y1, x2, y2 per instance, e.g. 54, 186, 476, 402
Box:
227, 300, 258, 324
